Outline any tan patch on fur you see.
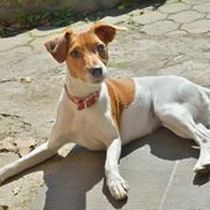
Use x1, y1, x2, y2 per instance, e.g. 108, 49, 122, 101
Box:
105, 78, 135, 130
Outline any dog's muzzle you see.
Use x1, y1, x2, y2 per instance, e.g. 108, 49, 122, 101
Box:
90, 66, 103, 78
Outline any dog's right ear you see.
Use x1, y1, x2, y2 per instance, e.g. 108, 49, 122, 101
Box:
44, 31, 72, 63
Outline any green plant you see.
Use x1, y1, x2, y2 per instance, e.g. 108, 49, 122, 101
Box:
0, 27, 6, 37
0, 7, 78, 37
17, 8, 75, 28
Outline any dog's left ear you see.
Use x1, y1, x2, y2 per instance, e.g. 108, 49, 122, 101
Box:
92, 23, 127, 44
44, 31, 72, 63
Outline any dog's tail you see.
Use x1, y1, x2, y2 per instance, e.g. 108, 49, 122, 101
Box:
198, 86, 210, 125
196, 85, 210, 129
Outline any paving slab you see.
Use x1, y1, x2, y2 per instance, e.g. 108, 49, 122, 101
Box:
141, 20, 179, 36
181, 19, 210, 34
132, 11, 167, 25
193, 2, 210, 13
168, 10, 205, 24
1, 1, 210, 210
162, 160, 210, 210
158, 2, 191, 14
0, 33, 32, 52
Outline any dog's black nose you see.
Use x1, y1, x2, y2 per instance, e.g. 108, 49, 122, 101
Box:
90, 67, 103, 78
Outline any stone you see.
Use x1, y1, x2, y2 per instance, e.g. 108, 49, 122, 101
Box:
159, 2, 191, 13
141, 20, 179, 35
14, 137, 38, 157
12, 186, 21, 195
20, 77, 32, 83
193, 2, 210, 13
181, 19, 210, 34
0, 137, 17, 153
132, 11, 167, 25
169, 10, 205, 24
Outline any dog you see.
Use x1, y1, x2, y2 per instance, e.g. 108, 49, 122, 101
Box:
0, 23, 210, 200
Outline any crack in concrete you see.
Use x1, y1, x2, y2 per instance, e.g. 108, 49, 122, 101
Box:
0, 113, 32, 127
0, 42, 33, 54
0, 32, 36, 54
0, 29, 67, 54
159, 160, 180, 210
0, 112, 20, 118
0, 78, 18, 83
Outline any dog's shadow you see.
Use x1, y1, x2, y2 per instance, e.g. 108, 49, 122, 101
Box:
14, 128, 205, 210
41, 146, 106, 210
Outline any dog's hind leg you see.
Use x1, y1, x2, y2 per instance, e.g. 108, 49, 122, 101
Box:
156, 103, 210, 173
193, 123, 210, 172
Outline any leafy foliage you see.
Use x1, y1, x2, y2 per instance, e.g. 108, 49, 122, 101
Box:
0, 8, 77, 37
0, 0, 167, 37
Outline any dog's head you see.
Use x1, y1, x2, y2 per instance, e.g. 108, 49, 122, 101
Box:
45, 23, 126, 84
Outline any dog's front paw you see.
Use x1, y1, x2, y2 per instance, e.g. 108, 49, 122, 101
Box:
107, 174, 129, 200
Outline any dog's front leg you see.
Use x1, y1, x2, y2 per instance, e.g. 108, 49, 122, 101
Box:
0, 124, 66, 185
105, 138, 128, 200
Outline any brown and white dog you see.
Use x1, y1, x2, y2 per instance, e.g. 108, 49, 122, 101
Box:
0, 23, 210, 200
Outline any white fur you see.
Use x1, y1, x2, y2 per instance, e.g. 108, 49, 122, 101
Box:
0, 74, 210, 200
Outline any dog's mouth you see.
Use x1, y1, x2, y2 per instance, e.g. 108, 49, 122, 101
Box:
90, 75, 106, 84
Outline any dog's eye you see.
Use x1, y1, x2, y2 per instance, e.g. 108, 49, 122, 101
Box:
70, 49, 81, 58
97, 44, 105, 53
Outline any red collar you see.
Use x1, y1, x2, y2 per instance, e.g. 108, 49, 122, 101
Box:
64, 84, 100, 111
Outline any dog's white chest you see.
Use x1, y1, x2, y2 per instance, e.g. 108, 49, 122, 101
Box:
68, 108, 116, 150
